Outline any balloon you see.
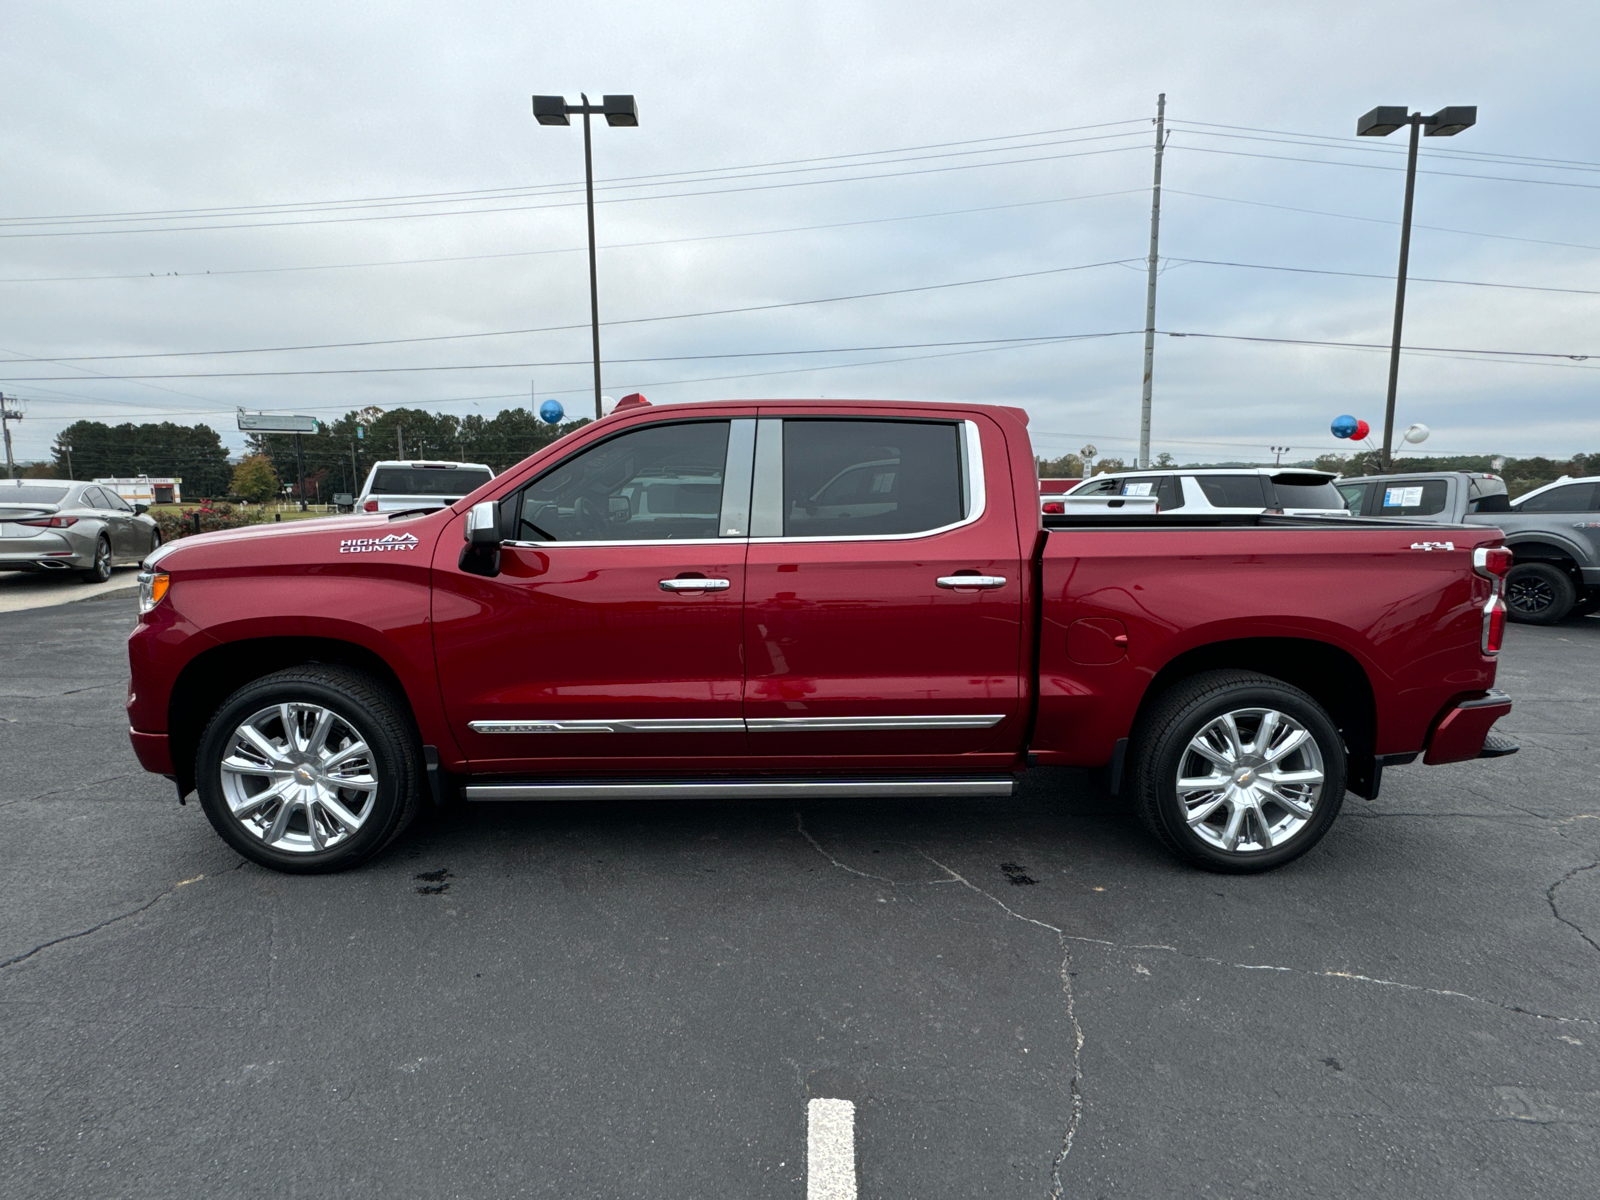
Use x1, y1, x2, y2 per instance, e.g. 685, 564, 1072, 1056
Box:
538, 399, 564, 425
1330, 415, 1358, 439
1403, 422, 1430, 444
1352, 419, 1370, 441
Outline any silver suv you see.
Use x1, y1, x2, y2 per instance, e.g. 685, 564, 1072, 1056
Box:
1065, 468, 1346, 515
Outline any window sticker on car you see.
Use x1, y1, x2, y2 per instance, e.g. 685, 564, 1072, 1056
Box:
339, 533, 419, 554
1385, 486, 1424, 507
1124, 481, 1155, 496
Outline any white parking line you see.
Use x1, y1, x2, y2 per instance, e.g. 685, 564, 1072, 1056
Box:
807, 1097, 856, 1200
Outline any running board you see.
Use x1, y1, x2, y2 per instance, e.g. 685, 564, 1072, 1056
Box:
462, 777, 1017, 802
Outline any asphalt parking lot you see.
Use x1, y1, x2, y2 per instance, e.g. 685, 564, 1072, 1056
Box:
2, 598, 1597, 1199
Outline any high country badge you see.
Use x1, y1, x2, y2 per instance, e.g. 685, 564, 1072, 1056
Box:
339, 533, 420, 554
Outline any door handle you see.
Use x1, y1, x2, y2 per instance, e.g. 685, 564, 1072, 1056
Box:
659, 577, 732, 591
936, 575, 1007, 590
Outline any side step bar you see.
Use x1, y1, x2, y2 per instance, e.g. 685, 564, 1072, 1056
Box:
463, 777, 1016, 802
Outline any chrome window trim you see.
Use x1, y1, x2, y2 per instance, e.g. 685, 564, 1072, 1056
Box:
469, 718, 746, 734
499, 418, 987, 548
746, 714, 1005, 732
464, 777, 1018, 801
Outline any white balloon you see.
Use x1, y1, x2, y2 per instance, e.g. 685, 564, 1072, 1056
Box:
1403, 422, 1430, 444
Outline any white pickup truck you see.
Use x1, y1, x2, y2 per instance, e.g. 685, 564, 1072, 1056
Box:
354, 460, 496, 514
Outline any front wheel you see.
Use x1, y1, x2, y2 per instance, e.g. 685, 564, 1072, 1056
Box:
1132, 670, 1346, 873
195, 666, 424, 873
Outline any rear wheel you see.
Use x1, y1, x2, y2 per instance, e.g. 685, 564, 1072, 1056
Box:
1505, 562, 1575, 625
195, 666, 424, 873
79, 534, 112, 584
1132, 670, 1346, 873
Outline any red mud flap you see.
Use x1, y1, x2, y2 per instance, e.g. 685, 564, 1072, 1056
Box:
129, 728, 174, 775
1423, 690, 1516, 765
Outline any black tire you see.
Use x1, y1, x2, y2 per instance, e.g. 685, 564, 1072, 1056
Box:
79, 534, 112, 584
1573, 592, 1600, 617
195, 665, 425, 873
148, 529, 162, 557
1505, 562, 1575, 625
1131, 670, 1346, 873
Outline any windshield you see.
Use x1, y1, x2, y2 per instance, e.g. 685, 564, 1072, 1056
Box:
0, 485, 69, 505
371, 467, 492, 496
1271, 476, 1344, 510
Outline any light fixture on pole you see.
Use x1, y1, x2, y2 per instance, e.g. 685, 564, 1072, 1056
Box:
533, 92, 639, 421
1271, 445, 1292, 466
1356, 103, 1476, 472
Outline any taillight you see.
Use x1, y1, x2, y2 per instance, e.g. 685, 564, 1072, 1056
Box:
363, 499, 379, 512
1042, 501, 1064, 514
1473, 545, 1511, 654
1483, 602, 1506, 654
1473, 545, 1512, 580
18, 516, 78, 527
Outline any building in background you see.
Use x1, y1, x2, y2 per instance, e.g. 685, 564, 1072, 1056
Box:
96, 475, 181, 505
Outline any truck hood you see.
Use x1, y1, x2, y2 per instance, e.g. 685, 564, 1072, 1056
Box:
147, 511, 446, 569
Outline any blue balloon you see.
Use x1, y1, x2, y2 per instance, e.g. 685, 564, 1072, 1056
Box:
538, 399, 565, 425
1330, 414, 1358, 439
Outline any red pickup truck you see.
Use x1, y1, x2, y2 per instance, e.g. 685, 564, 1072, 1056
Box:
127, 399, 1516, 875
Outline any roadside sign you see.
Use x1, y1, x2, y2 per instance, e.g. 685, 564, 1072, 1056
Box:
238, 412, 319, 433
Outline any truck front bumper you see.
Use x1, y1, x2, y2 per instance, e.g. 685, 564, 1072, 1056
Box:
1423, 689, 1515, 765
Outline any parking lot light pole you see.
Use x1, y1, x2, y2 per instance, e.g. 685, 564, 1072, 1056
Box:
1356, 104, 1476, 471
533, 93, 639, 420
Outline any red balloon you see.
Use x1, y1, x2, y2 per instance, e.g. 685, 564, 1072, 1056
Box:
1353, 419, 1371, 441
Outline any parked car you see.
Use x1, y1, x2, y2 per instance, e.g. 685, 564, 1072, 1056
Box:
1065, 468, 1348, 515
353, 460, 495, 514
0, 478, 160, 582
129, 400, 1514, 877
1338, 471, 1599, 624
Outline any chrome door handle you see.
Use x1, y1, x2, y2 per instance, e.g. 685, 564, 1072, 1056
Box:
936, 575, 1007, 590
659, 577, 731, 591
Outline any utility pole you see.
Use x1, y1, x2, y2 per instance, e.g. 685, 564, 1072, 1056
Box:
1138, 94, 1167, 471
397, 426, 405, 459
0, 394, 23, 479
294, 432, 307, 511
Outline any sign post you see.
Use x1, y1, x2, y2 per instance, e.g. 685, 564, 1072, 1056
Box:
238, 412, 320, 511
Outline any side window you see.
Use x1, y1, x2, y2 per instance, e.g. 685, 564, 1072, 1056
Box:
1376, 479, 1449, 517
509, 421, 731, 542
1073, 477, 1120, 496
782, 420, 964, 537
83, 487, 110, 509
1517, 482, 1596, 512
108, 491, 134, 512
1157, 475, 1184, 511
1336, 483, 1367, 515
1197, 475, 1269, 508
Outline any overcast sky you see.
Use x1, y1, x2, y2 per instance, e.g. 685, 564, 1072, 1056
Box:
2, 0, 1597, 466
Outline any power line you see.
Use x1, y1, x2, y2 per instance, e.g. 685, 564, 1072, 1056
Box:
1166, 256, 1600, 297
0, 118, 1149, 226
1168, 143, 1600, 192
0, 142, 1151, 240
0, 188, 1146, 285
1174, 119, 1600, 174
0, 258, 1141, 366
1160, 329, 1598, 364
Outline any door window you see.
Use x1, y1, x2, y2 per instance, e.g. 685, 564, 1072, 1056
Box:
780, 420, 964, 537
1376, 479, 1449, 516
1196, 475, 1269, 508
508, 421, 731, 542
1073, 477, 1120, 496
1516, 482, 1597, 512
1336, 482, 1368, 515
1119, 475, 1183, 510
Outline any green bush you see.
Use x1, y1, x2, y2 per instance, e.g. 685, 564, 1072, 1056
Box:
154, 502, 266, 541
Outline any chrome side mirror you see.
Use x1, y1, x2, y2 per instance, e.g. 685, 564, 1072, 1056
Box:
464, 500, 500, 547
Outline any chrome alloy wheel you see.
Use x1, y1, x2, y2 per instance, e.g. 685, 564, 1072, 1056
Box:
1175, 707, 1325, 854
218, 703, 378, 854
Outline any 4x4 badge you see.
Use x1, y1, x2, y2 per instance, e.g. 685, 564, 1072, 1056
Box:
339, 533, 420, 554
1409, 541, 1455, 552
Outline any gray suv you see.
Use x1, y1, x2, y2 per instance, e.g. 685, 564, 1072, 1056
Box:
1337, 472, 1600, 623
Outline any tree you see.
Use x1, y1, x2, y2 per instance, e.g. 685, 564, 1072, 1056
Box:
1092, 457, 1126, 475
1036, 453, 1084, 478
51, 419, 232, 494
1154, 452, 1176, 468
231, 455, 279, 503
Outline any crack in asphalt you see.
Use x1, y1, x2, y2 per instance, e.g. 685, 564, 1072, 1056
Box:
0, 873, 209, 970
795, 813, 1084, 1198
1547, 862, 1600, 956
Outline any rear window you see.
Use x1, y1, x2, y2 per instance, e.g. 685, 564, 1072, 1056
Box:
0, 485, 69, 505
1271, 475, 1344, 511
1376, 479, 1449, 517
1196, 475, 1268, 508
783, 420, 964, 538
371, 467, 493, 496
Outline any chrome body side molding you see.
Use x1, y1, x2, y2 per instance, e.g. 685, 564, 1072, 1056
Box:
744, 714, 1006, 732
468, 718, 746, 735
464, 777, 1018, 801
470, 714, 1006, 734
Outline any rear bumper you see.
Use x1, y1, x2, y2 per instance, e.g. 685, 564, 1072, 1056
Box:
129, 728, 174, 774
1423, 690, 1514, 765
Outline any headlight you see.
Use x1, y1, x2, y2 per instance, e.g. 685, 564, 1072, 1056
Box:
138, 571, 170, 614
